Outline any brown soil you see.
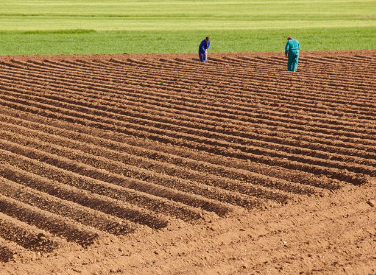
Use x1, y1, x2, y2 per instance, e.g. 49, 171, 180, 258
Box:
0, 50, 375, 274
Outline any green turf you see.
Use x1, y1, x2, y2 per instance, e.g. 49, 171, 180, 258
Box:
0, 0, 375, 55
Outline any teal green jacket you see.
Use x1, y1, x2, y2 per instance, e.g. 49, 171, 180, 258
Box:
285, 38, 300, 55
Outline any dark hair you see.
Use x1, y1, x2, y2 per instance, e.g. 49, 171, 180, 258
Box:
206, 36, 210, 40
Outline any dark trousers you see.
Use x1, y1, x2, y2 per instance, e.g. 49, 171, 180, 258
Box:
199, 51, 206, 62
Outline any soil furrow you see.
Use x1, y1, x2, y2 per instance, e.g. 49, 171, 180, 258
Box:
0, 100, 346, 192
0, 177, 137, 236
1, 70, 374, 133
0, 212, 59, 253
0, 194, 99, 247
107, 58, 375, 103
2, 76, 375, 165
0, 149, 200, 224
2, 59, 375, 119
1, 50, 375, 274
0, 109, 304, 197
0, 161, 170, 229
0, 96, 370, 186
1, 71, 374, 152
0, 121, 280, 207
1, 90, 375, 179
0, 131, 235, 217
0, 107, 351, 192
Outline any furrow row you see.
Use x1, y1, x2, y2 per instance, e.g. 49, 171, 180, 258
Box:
0, 212, 60, 253
3, 67, 373, 135
107, 58, 375, 101
0, 131, 237, 216
2, 68, 374, 140
19, 80, 372, 156
0, 177, 137, 236
49, 57, 376, 105
1, 69, 375, 133
0, 143, 208, 222
0, 162, 170, 229
0, 97, 371, 186
0, 194, 99, 247
2, 82, 375, 168
1, 107, 345, 192
154, 56, 373, 83
0, 121, 285, 206
3, 59, 376, 117
0, 93, 375, 182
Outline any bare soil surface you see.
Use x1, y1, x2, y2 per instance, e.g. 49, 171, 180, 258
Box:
0, 50, 375, 274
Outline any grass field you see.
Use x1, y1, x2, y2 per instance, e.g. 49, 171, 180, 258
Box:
0, 0, 375, 55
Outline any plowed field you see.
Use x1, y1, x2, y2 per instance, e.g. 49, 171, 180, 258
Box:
1, 50, 375, 275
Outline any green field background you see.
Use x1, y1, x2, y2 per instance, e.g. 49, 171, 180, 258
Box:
0, 0, 375, 55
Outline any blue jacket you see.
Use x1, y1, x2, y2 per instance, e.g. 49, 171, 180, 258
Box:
199, 39, 210, 53
285, 38, 300, 55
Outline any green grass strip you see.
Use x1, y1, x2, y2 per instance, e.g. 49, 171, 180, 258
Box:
0, 27, 375, 55
0, 0, 374, 55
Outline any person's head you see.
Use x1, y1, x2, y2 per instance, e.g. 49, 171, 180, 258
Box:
206, 36, 210, 42
287, 36, 292, 40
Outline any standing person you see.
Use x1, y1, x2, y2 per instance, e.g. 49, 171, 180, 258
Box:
199, 36, 210, 62
285, 36, 300, 72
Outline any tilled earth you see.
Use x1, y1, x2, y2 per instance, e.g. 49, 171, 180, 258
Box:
0, 50, 375, 274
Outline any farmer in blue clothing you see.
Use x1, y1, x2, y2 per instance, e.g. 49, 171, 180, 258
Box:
199, 36, 210, 62
285, 37, 300, 72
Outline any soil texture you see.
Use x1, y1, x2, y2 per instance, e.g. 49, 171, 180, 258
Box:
0, 50, 375, 274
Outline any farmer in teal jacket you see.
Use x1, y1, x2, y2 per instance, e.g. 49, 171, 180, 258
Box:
285, 37, 300, 72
